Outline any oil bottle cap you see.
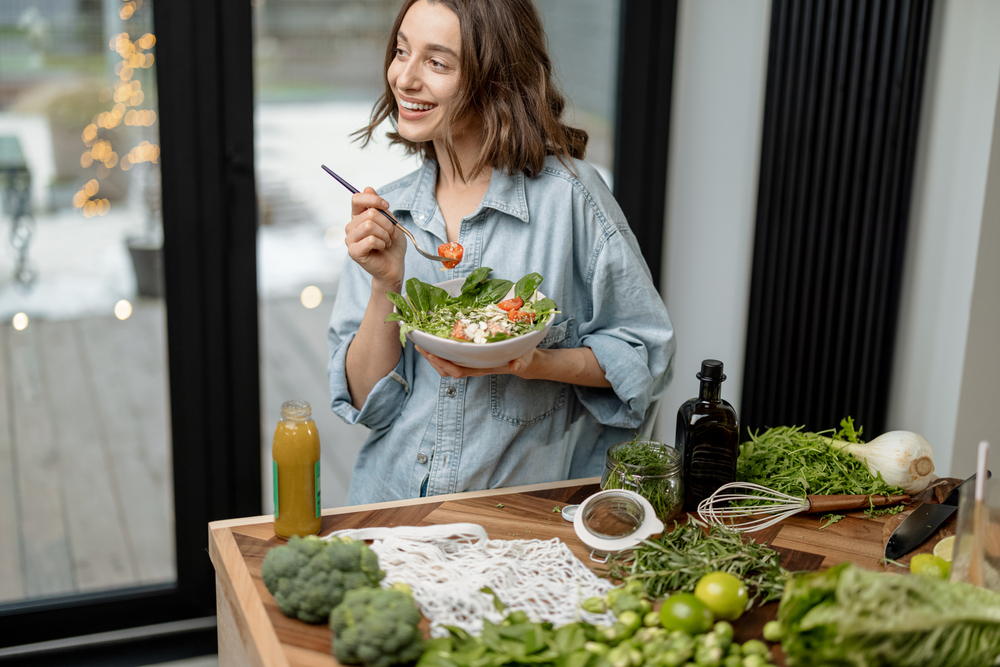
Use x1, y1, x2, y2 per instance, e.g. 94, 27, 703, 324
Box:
281, 399, 312, 420
696, 359, 726, 382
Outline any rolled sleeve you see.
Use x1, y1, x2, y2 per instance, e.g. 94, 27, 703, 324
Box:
327, 331, 409, 428
327, 261, 410, 430
574, 229, 676, 429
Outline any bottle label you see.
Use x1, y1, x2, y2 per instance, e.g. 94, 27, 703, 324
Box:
273, 460, 279, 519
315, 461, 321, 518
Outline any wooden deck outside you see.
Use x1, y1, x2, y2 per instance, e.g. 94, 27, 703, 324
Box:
0, 296, 368, 607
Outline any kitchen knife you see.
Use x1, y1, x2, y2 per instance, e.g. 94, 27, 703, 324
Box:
883, 471, 991, 561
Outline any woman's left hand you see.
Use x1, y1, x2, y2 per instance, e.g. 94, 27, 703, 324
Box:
415, 346, 536, 379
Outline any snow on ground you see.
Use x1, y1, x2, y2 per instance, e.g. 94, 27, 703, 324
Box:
0, 101, 421, 321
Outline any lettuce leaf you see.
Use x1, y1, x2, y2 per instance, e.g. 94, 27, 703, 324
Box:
777, 563, 1000, 667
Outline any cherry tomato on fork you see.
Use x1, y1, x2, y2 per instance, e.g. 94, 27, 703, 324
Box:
437, 242, 464, 269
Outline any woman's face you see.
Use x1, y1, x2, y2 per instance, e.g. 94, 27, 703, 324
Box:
388, 0, 464, 145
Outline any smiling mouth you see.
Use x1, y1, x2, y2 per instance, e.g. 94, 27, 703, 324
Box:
399, 100, 436, 112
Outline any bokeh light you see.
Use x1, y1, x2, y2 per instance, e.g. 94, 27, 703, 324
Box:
115, 300, 133, 320
300, 286, 323, 309
12, 313, 28, 331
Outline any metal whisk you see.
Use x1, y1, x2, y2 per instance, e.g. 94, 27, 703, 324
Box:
697, 482, 910, 533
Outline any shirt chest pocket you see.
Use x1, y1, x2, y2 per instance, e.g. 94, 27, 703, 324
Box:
489, 318, 573, 427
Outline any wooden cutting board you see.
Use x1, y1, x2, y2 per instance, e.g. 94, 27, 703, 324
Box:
209, 477, 960, 667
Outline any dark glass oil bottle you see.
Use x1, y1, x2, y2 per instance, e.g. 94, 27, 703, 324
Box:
676, 359, 739, 511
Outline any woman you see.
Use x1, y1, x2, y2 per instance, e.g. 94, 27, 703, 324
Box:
328, 0, 675, 504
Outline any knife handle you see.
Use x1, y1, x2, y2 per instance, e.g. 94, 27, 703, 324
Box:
806, 494, 911, 513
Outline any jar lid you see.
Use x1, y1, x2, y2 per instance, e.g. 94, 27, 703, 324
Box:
573, 489, 664, 556
281, 399, 312, 420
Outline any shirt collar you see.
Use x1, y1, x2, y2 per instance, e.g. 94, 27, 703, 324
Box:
390, 160, 531, 227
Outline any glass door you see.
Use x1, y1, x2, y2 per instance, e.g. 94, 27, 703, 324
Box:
0, 0, 259, 658
0, 0, 172, 607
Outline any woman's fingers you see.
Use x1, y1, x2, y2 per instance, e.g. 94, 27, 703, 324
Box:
346, 213, 395, 252
350, 187, 391, 217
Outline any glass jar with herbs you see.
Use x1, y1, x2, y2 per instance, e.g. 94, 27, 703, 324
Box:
601, 437, 683, 523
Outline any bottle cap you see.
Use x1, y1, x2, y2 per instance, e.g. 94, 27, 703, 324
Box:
696, 359, 726, 382
281, 399, 312, 420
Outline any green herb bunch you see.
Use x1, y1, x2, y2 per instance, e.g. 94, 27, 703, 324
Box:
601, 437, 683, 522
603, 517, 788, 606
736, 418, 904, 499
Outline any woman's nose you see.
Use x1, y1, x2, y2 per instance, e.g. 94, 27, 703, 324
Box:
395, 59, 420, 91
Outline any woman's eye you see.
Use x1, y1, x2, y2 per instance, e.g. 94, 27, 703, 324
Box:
430, 59, 445, 69
394, 46, 407, 58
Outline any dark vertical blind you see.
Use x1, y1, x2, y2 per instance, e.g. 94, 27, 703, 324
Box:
613, 0, 678, 284
741, 0, 933, 436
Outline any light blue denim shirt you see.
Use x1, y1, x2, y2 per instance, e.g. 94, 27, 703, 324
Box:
328, 156, 675, 505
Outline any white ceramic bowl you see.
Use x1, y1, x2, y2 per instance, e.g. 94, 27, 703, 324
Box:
402, 277, 554, 369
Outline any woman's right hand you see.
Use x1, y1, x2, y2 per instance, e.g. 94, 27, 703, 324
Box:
345, 187, 407, 288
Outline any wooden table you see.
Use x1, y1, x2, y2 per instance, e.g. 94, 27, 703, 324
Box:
208, 477, 958, 667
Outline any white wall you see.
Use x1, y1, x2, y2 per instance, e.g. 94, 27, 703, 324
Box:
652, 0, 772, 441
654, 0, 1000, 482
886, 0, 1000, 477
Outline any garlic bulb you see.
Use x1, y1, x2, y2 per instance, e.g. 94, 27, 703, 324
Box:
831, 431, 936, 494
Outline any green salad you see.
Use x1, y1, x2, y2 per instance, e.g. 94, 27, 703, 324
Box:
384, 267, 558, 346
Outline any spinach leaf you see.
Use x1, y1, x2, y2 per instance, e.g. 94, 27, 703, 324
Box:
405, 277, 429, 316
514, 272, 543, 301
459, 267, 492, 295
425, 283, 452, 311
475, 279, 514, 306
385, 291, 412, 320
531, 297, 556, 314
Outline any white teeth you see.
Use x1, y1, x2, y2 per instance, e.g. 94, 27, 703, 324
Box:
400, 100, 435, 111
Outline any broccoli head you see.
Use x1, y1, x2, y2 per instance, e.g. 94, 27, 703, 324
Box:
260, 535, 384, 623
330, 586, 423, 667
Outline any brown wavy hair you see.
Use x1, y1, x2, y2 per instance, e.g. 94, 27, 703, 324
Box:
353, 0, 588, 180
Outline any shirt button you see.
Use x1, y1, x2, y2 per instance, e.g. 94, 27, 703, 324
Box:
446, 386, 457, 398
416, 453, 428, 464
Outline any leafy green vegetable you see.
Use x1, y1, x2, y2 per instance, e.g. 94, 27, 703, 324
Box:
737, 418, 904, 499
776, 562, 1000, 667
514, 272, 544, 301
818, 513, 846, 530
385, 269, 558, 346
603, 516, 788, 606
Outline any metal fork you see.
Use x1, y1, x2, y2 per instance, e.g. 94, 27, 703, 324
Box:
321, 165, 450, 263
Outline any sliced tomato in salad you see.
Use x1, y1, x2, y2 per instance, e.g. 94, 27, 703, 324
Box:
507, 309, 536, 323
450, 320, 469, 340
437, 242, 464, 269
497, 297, 523, 312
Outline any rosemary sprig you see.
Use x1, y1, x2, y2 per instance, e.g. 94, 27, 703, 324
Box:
602, 516, 788, 605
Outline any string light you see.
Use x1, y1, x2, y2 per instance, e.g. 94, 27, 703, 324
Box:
12, 313, 29, 330
77, 2, 159, 218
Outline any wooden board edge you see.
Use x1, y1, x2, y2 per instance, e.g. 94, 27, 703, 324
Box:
210, 525, 289, 667
208, 477, 602, 530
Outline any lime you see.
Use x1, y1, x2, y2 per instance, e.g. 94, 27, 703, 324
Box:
659, 593, 714, 634
933, 535, 955, 562
910, 553, 951, 579
693, 572, 749, 621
